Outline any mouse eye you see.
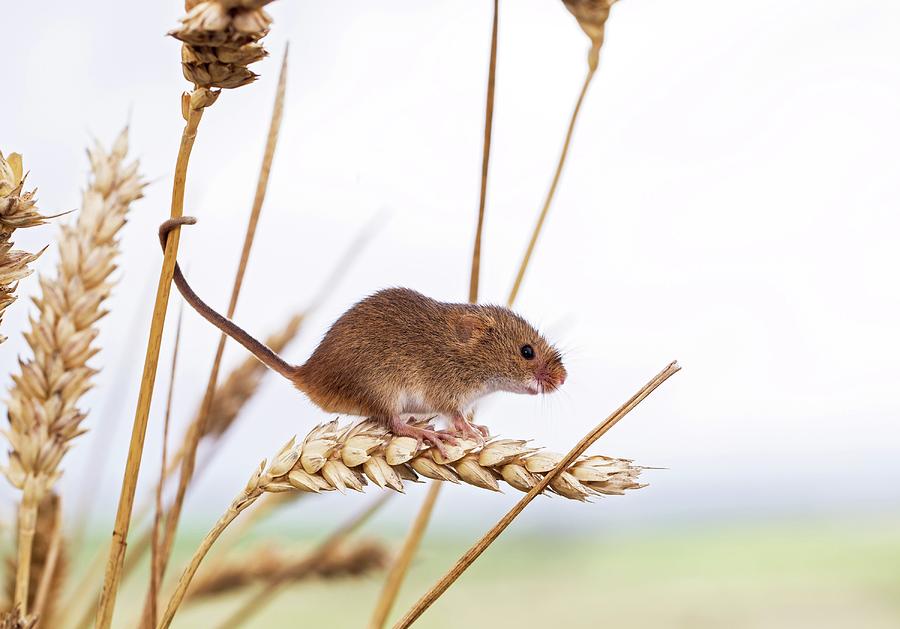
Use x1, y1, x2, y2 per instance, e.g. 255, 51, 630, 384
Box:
520, 344, 535, 360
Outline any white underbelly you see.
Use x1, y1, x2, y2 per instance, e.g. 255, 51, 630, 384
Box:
398, 389, 431, 414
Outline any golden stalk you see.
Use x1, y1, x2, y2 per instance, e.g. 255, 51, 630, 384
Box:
369, 3, 501, 625
468, 0, 499, 305
154, 452, 283, 629
507, 0, 617, 305
506, 64, 595, 304
148, 307, 184, 628
368, 483, 440, 629
31, 495, 64, 625
393, 361, 680, 628
145, 49, 288, 624
94, 101, 203, 629
97, 0, 276, 622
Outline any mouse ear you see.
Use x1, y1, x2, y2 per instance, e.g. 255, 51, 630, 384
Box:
452, 312, 495, 344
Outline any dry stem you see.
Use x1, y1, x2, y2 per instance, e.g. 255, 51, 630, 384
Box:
368, 484, 440, 629
393, 361, 680, 628
95, 102, 203, 629
468, 0, 499, 305
507, 62, 596, 305
31, 495, 63, 625
370, 4, 501, 625
145, 50, 288, 624
148, 307, 184, 628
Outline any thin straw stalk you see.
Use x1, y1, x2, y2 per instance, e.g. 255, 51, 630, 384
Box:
31, 494, 63, 625
98, 0, 278, 620
506, 63, 595, 305
94, 100, 203, 629
468, 0, 499, 305
369, 3, 501, 626
367, 484, 440, 629
507, 0, 617, 304
148, 307, 184, 628
148, 53, 288, 617
393, 361, 680, 628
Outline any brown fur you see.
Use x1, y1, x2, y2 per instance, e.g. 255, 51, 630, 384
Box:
294, 288, 566, 418
160, 218, 567, 446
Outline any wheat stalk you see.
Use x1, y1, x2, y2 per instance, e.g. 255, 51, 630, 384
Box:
4, 493, 65, 626
29, 494, 64, 627
394, 361, 680, 627
2, 129, 143, 615
370, 3, 503, 625
155, 417, 647, 628
143, 48, 289, 629
507, 0, 618, 305
0, 151, 50, 344
96, 4, 278, 625
187, 540, 388, 602
148, 307, 184, 629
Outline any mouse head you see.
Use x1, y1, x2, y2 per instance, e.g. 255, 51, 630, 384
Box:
452, 306, 567, 396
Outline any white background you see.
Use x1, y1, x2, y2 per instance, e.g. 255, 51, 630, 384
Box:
2, 0, 899, 532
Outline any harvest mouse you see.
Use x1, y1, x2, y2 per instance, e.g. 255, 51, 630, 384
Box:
159, 217, 567, 452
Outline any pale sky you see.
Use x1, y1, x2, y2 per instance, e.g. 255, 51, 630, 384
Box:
2, 0, 899, 531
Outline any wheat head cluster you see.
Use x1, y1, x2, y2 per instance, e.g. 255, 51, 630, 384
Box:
1, 1, 679, 628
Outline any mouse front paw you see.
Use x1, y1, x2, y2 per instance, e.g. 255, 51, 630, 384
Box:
448, 413, 490, 444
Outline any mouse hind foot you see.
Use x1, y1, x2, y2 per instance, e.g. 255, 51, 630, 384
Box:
387, 416, 457, 458
448, 412, 490, 444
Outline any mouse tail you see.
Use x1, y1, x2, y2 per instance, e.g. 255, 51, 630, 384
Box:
160, 217, 298, 383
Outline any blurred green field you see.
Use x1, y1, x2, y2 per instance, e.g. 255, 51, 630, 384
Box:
85, 515, 900, 628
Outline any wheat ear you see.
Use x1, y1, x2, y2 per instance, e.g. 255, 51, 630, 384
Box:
2, 129, 143, 615
190, 540, 388, 602
96, 2, 276, 624
0, 151, 50, 344
156, 417, 648, 628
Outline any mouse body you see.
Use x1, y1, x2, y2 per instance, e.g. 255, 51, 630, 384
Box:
160, 218, 567, 451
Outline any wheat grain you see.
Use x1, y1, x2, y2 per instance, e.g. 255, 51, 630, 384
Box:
170, 0, 275, 95
0, 151, 49, 344
2, 129, 143, 614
